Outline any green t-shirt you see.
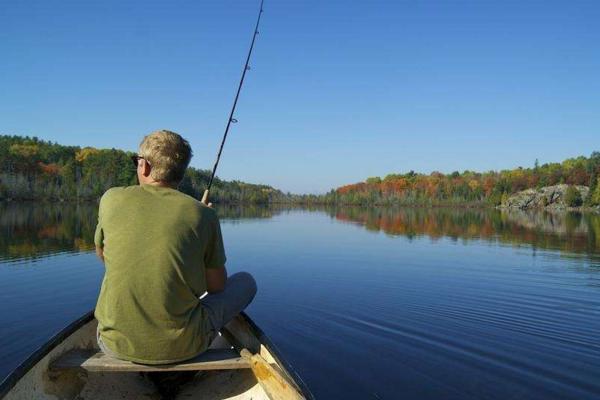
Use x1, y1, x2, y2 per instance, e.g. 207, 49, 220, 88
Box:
94, 184, 226, 364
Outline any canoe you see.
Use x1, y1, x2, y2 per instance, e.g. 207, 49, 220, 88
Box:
0, 311, 313, 400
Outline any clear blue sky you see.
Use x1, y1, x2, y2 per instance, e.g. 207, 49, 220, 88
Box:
1, 0, 599, 193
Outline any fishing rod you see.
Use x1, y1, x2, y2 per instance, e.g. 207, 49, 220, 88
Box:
202, 0, 265, 205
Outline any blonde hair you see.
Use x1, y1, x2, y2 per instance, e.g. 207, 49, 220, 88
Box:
139, 130, 192, 183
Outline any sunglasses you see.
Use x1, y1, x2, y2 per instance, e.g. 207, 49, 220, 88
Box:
131, 155, 150, 168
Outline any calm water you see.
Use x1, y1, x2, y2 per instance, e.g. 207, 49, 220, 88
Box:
1, 203, 600, 399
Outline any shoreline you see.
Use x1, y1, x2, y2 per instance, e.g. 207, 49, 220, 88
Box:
1, 198, 598, 213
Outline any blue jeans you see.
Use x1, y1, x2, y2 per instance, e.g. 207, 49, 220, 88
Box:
200, 272, 258, 338
97, 272, 257, 357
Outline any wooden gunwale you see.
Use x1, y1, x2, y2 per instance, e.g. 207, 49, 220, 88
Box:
238, 313, 314, 399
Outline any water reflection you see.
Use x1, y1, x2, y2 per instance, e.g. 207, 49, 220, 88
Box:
217, 204, 285, 221
0, 202, 287, 261
330, 207, 600, 262
0, 202, 98, 260
1, 202, 599, 263
2, 202, 600, 399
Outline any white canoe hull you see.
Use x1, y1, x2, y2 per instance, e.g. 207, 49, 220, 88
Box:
0, 311, 312, 400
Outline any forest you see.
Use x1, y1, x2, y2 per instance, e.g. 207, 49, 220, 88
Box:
319, 152, 600, 207
0, 135, 289, 203
2, 135, 599, 208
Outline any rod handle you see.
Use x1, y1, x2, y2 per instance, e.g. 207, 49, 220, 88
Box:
201, 189, 209, 205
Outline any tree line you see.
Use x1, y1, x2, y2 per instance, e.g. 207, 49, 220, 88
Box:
0, 135, 289, 203
2, 134, 599, 208
316, 153, 600, 207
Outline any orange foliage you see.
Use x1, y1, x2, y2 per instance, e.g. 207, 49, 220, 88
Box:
38, 162, 61, 175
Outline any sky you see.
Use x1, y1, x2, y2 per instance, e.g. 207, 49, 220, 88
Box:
1, 0, 599, 194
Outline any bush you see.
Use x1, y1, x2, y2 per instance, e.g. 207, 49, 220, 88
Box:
590, 184, 600, 206
564, 186, 583, 207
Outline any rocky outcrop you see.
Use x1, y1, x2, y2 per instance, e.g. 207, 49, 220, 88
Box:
501, 184, 589, 210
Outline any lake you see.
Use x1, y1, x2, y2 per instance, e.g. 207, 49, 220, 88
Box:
1, 203, 599, 399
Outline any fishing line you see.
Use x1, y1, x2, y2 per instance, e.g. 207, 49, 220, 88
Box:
202, 0, 265, 204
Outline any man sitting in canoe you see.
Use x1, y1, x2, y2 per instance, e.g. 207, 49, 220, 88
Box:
94, 130, 257, 364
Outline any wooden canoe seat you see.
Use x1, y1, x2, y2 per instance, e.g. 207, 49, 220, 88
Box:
50, 348, 251, 372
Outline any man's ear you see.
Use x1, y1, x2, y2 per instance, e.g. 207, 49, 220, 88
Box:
142, 159, 152, 177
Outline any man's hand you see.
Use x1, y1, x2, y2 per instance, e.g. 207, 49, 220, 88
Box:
201, 189, 212, 208
206, 265, 227, 293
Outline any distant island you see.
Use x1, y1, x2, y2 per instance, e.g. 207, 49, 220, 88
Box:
1, 135, 599, 210
320, 152, 600, 210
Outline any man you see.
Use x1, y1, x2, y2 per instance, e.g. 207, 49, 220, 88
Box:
94, 130, 257, 364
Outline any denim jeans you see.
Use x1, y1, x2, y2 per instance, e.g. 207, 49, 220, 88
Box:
200, 272, 258, 338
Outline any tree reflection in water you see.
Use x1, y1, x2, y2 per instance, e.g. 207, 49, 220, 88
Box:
331, 206, 600, 262
0, 202, 282, 261
1, 202, 598, 264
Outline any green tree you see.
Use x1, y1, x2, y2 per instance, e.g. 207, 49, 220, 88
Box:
590, 182, 600, 206
564, 186, 583, 207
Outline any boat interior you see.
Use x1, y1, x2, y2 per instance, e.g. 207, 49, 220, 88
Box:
2, 313, 308, 400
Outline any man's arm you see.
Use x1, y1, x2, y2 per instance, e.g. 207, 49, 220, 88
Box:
96, 246, 104, 263
206, 265, 227, 293
95, 190, 109, 263
204, 208, 227, 293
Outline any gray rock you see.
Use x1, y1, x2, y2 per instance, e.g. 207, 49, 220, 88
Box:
501, 184, 589, 210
